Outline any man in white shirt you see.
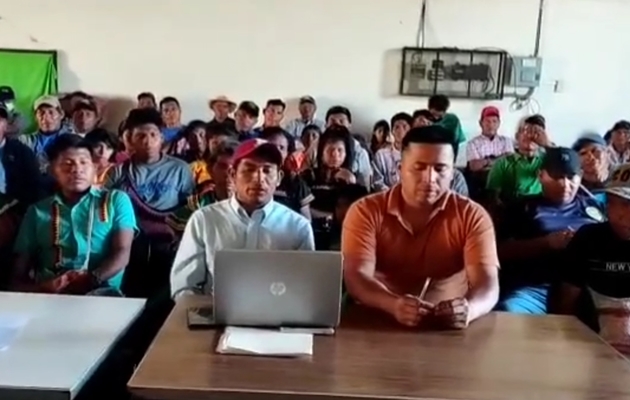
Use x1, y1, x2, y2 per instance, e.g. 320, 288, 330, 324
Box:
170, 139, 315, 298
284, 96, 326, 139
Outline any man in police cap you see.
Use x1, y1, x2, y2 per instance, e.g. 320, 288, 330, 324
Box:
495, 147, 605, 315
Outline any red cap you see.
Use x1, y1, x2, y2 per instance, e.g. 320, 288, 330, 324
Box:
480, 106, 500, 120
232, 138, 283, 166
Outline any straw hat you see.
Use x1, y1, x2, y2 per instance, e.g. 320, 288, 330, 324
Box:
209, 95, 236, 112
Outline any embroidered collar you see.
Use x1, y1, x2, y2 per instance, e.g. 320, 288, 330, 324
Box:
52, 187, 100, 206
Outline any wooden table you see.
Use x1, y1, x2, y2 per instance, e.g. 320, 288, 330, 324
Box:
128, 296, 630, 400
0, 292, 145, 400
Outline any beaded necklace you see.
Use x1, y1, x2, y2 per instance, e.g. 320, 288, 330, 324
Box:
50, 192, 111, 270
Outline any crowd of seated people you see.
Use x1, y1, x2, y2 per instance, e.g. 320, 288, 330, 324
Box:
2, 90, 630, 354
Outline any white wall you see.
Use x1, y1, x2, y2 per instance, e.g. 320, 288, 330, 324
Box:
0, 0, 629, 146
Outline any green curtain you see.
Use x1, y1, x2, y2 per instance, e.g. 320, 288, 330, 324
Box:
0, 50, 58, 132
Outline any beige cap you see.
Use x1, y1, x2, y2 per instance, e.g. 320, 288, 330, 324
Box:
33, 95, 62, 110
209, 95, 236, 112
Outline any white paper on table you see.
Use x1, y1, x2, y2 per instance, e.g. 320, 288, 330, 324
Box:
0, 313, 30, 352
216, 326, 313, 357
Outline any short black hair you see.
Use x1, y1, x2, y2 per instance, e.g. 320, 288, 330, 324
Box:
259, 126, 296, 154
182, 119, 207, 135
73, 100, 98, 114
84, 128, 118, 161
612, 120, 630, 132
68, 91, 91, 101
428, 95, 450, 112
207, 123, 237, 139
335, 184, 369, 205
137, 92, 156, 102
302, 124, 323, 137
84, 128, 118, 149
46, 134, 93, 162
391, 112, 413, 127
316, 126, 355, 170
412, 109, 434, 121
265, 99, 286, 110
524, 114, 546, 129
125, 108, 164, 132
326, 106, 352, 124
208, 141, 238, 165
401, 125, 455, 152
159, 96, 180, 109
237, 101, 260, 118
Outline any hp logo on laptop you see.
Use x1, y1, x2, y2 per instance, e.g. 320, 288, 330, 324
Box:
269, 282, 286, 296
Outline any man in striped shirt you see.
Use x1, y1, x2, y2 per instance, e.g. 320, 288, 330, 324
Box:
466, 106, 514, 172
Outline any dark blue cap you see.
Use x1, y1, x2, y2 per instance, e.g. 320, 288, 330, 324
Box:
572, 133, 606, 152
542, 147, 581, 178
0, 86, 15, 103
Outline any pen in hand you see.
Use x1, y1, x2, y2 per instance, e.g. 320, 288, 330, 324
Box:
419, 278, 432, 301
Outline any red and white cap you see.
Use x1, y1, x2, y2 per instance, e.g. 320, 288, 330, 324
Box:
480, 106, 500, 120
232, 138, 283, 166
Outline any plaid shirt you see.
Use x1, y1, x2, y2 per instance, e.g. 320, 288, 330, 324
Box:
372, 147, 400, 191
466, 134, 514, 162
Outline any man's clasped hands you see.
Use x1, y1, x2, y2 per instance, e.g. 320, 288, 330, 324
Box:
392, 295, 470, 329
36, 270, 96, 295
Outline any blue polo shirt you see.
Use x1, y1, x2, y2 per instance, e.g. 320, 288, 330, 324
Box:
500, 193, 605, 287
32, 131, 63, 156
161, 126, 183, 144
14, 188, 137, 289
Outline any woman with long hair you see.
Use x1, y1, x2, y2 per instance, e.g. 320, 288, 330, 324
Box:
84, 128, 118, 188
301, 126, 356, 220
370, 119, 392, 155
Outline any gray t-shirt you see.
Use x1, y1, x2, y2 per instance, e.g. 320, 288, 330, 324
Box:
105, 155, 194, 211
451, 169, 469, 197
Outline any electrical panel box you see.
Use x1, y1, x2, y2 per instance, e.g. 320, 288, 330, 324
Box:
399, 47, 508, 100
505, 56, 543, 88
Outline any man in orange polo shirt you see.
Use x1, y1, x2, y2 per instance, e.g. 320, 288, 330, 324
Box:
342, 125, 499, 329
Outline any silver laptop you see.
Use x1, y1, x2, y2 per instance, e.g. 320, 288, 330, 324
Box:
213, 250, 343, 328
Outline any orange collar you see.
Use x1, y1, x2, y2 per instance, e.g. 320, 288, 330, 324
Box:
386, 184, 450, 220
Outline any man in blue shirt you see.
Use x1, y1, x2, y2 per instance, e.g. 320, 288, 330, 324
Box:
159, 96, 184, 144
17, 95, 71, 173
11, 134, 137, 296
496, 147, 604, 314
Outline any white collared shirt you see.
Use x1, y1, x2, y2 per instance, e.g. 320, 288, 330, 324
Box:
170, 197, 315, 297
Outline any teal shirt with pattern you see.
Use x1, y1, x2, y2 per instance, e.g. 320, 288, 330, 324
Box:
14, 188, 137, 289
